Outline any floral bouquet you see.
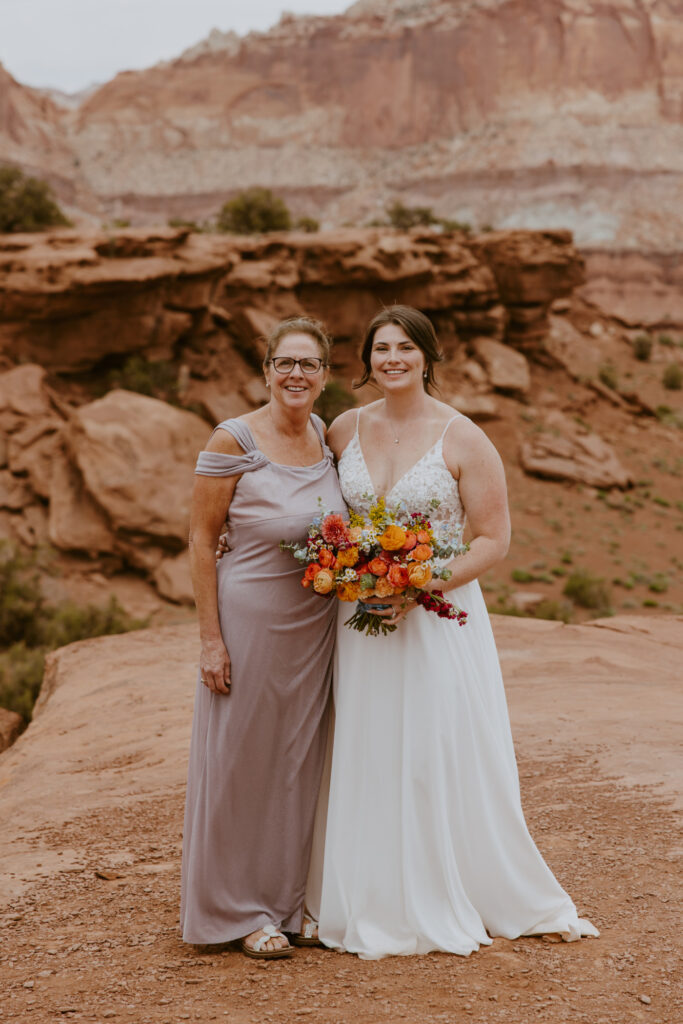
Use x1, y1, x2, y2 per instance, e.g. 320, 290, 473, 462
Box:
281, 497, 469, 636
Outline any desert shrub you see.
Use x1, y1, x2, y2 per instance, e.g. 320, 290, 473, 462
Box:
598, 362, 618, 390
0, 540, 147, 721
632, 334, 653, 361
295, 216, 319, 233
314, 379, 357, 425
658, 333, 675, 348
439, 218, 472, 234
217, 187, 291, 234
662, 363, 682, 390
563, 568, 612, 614
168, 217, 204, 232
0, 165, 71, 233
106, 355, 179, 400
386, 201, 437, 230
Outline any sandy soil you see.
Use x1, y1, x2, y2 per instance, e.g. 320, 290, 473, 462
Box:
0, 616, 681, 1024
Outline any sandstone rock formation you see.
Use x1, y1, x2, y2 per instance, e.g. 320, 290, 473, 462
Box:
0, 707, 23, 753
3, 0, 682, 248
519, 411, 632, 489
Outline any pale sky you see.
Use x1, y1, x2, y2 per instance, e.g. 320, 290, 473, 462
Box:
0, 0, 352, 93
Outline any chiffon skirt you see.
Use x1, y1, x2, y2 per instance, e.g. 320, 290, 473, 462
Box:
307, 579, 598, 959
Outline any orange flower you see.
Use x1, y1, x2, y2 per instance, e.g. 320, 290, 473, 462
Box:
313, 569, 335, 594
348, 526, 363, 543
374, 576, 395, 598
387, 564, 410, 588
318, 548, 335, 568
380, 525, 407, 551
408, 562, 432, 587
412, 544, 433, 561
337, 580, 362, 602
416, 530, 431, 544
301, 577, 312, 588
336, 546, 359, 568
368, 557, 389, 576
304, 562, 322, 581
401, 531, 417, 552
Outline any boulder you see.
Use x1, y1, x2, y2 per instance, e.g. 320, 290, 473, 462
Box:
471, 338, 531, 396
65, 391, 210, 544
0, 708, 24, 752
153, 550, 194, 605
447, 392, 499, 420
0, 469, 33, 511
7, 419, 62, 499
48, 447, 117, 555
0, 365, 53, 421
183, 382, 251, 425
519, 411, 632, 489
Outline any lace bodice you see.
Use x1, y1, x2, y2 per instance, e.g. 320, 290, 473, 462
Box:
338, 415, 466, 535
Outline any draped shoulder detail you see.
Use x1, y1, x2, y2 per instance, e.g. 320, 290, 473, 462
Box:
195, 419, 269, 477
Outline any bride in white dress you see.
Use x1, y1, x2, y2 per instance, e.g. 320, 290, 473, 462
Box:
306, 305, 598, 959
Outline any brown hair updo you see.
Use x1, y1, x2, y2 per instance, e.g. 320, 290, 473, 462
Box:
354, 305, 443, 391
263, 316, 332, 366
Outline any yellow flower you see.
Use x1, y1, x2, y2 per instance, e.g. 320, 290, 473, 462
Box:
368, 497, 387, 529
337, 546, 359, 567
379, 524, 407, 551
337, 581, 362, 602
348, 510, 365, 529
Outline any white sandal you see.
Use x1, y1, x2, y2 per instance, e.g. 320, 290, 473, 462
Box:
292, 912, 322, 947
240, 924, 293, 960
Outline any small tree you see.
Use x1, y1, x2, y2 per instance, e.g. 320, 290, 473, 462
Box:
386, 200, 437, 230
217, 187, 291, 234
0, 165, 70, 232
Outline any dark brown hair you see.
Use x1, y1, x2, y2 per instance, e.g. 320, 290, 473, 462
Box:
354, 305, 443, 391
263, 316, 331, 365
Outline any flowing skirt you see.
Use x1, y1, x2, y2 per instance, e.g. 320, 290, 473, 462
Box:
307, 580, 598, 959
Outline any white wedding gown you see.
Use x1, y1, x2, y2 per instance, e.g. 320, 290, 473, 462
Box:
306, 413, 598, 959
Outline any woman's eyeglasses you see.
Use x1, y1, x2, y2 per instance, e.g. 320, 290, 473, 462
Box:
268, 357, 326, 374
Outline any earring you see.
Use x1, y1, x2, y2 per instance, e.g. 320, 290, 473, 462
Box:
265, 381, 270, 388
322, 386, 326, 391
423, 372, 428, 379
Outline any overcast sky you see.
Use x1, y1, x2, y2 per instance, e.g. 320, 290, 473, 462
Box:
0, 0, 351, 93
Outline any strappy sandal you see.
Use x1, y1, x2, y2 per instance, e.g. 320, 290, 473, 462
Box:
240, 924, 293, 960
291, 912, 322, 948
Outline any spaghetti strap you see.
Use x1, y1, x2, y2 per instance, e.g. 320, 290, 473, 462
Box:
354, 408, 362, 437
440, 413, 464, 440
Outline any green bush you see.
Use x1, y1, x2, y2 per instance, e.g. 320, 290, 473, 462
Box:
658, 333, 675, 348
598, 362, 618, 390
217, 187, 291, 234
438, 218, 472, 234
563, 568, 612, 613
106, 355, 179, 400
662, 363, 682, 390
386, 201, 437, 230
295, 216, 319, 233
632, 334, 653, 361
0, 165, 71, 233
0, 540, 147, 722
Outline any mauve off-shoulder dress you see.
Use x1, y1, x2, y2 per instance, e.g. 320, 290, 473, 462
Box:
180, 416, 346, 944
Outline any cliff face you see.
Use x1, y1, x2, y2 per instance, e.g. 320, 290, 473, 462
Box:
1, 0, 682, 247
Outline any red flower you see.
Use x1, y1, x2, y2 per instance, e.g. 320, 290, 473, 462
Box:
321, 513, 350, 547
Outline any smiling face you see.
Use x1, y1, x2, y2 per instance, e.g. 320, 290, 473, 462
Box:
264, 331, 329, 409
369, 323, 426, 393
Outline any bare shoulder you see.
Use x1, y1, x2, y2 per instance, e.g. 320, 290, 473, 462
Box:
327, 406, 359, 454
204, 423, 248, 456
443, 416, 504, 474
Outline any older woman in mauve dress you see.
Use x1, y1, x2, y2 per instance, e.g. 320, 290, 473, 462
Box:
180, 316, 345, 959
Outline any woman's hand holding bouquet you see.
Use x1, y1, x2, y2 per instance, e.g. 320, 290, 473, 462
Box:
281, 498, 469, 637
